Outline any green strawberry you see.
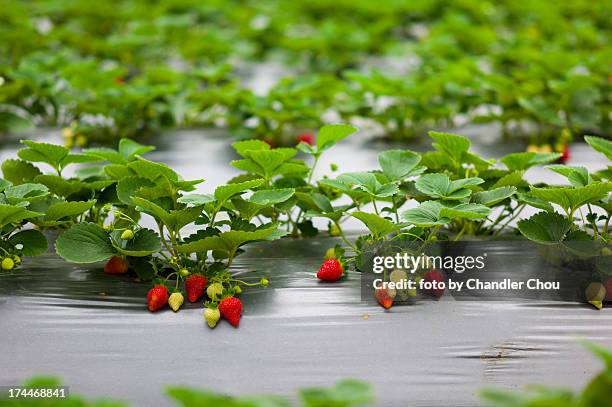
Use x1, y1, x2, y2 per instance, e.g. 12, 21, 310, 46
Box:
1, 258, 15, 271
120, 229, 134, 240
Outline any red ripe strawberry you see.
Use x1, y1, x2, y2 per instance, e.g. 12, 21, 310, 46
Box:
297, 132, 315, 146
317, 258, 343, 281
104, 256, 128, 274
424, 269, 445, 298
374, 287, 393, 309
560, 145, 570, 162
185, 274, 207, 303
147, 284, 168, 312
604, 278, 612, 301
219, 297, 243, 327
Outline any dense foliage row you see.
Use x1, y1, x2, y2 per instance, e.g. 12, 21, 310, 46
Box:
2, 342, 611, 406
1, 124, 610, 319
1, 0, 610, 145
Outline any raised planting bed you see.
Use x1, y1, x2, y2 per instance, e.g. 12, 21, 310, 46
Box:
0, 125, 610, 406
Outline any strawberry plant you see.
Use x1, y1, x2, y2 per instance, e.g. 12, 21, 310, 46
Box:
0, 182, 48, 271
2, 138, 156, 229
228, 123, 358, 237
49, 136, 290, 320
311, 130, 610, 311
517, 136, 612, 245
228, 74, 342, 145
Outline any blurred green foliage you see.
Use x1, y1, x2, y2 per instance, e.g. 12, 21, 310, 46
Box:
0, 0, 610, 143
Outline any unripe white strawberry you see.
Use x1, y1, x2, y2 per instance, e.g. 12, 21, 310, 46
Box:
206, 283, 224, 300
168, 292, 184, 312
204, 307, 220, 328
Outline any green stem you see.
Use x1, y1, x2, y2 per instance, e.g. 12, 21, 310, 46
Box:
372, 199, 380, 215
454, 223, 468, 241
230, 278, 260, 287
336, 223, 357, 251
157, 222, 174, 256
493, 204, 526, 237
587, 204, 599, 239
307, 155, 320, 185
391, 196, 400, 223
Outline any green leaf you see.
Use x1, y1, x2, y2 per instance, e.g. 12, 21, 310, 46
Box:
177, 226, 284, 255
472, 186, 517, 206
0, 204, 43, 228
580, 340, 612, 369
529, 182, 612, 214
439, 203, 490, 220
402, 201, 449, 227
337, 172, 378, 194
3, 183, 49, 204
237, 149, 298, 178
8, 229, 48, 256
492, 171, 527, 189
214, 179, 264, 205
167, 387, 291, 407
177, 194, 215, 206
105, 164, 132, 179
309, 192, 334, 213
127, 159, 178, 182
300, 379, 373, 407
351, 211, 396, 238
585, 135, 612, 161
231, 139, 271, 157
116, 176, 156, 205
517, 212, 572, 244
318, 179, 353, 193
479, 388, 573, 407
44, 200, 96, 222
1, 159, 42, 185
83, 147, 125, 164
34, 174, 113, 198
500, 152, 561, 171
415, 173, 483, 200
316, 124, 358, 152
169, 206, 204, 231
230, 198, 264, 220
249, 189, 295, 206
516, 192, 554, 212
374, 183, 399, 198
378, 150, 423, 181
429, 131, 470, 164
110, 228, 161, 257
61, 153, 100, 166
132, 197, 173, 226
0, 178, 10, 192
18, 140, 69, 170
55, 223, 115, 263
547, 165, 592, 187
402, 201, 490, 227
119, 138, 155, 160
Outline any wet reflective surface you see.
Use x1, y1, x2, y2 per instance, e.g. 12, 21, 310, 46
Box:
1, 129, 611, 406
